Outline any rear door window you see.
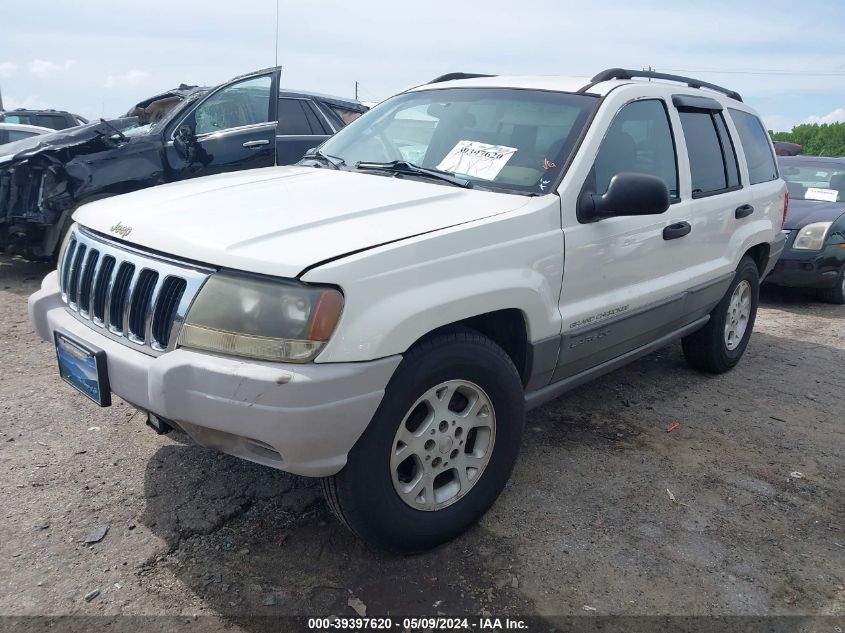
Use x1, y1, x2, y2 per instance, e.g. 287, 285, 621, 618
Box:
277, 99, 313, 135
35, 115, 66, 130
729, 109, 778, 185
679, 110, 740, 196
301, 101, 329, 134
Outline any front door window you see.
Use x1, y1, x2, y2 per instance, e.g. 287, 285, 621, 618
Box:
193, 75, 272, 136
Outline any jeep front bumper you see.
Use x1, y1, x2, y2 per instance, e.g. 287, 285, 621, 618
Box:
28, 271, 401, 477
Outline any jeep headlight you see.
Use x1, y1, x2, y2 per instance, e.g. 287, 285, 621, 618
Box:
793, 221, 832, 250
178, 272, 344, 363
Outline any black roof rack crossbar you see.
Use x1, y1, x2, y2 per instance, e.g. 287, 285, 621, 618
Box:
586, 68, 742, 102
428, 72, 496, 84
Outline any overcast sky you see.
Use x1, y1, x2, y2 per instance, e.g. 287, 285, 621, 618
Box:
1, 0, 843, 132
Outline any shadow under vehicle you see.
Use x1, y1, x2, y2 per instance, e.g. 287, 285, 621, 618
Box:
0, 67, 366, 258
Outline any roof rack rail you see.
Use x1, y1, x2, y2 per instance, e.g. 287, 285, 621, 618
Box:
586, 68, 742, 102
428, 72, 496, 84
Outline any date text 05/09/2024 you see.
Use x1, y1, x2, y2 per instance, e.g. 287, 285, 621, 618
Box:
307, 616, 529, 630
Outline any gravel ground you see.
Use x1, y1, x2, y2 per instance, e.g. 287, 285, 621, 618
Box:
1, 254, 843, 626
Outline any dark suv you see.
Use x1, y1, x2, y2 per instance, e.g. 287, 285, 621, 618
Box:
0, 67, 366, 258
0, 109, 88, 130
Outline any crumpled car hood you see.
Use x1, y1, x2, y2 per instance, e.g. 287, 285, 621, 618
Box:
0, 118, 139, 164
74, 166, 530, 279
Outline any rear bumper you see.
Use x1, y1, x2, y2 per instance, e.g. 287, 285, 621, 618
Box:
761, 230, 787, 279
28, 271, 401, 477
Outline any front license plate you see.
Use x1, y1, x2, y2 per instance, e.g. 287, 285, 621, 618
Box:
54, 330, 111, 407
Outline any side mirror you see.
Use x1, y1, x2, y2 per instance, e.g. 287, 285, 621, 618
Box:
173, 124, 195, 157
579, 172, 670, 222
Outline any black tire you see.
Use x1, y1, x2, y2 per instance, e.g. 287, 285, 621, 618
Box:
817, 265, 845, 304
682, 256, 760, 374
322, 328, 525, 553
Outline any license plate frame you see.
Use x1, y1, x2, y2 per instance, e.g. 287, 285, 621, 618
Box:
54, 329, 111, 407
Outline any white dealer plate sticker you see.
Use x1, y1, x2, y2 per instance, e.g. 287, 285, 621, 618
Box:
805, 187, 839, 203
437, 140, 517, 181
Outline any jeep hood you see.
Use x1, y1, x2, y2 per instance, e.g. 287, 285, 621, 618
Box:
73, 166, 530, 278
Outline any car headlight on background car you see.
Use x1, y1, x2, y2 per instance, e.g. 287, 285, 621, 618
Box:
178, 272, 344, 363
792, 221, 833, 250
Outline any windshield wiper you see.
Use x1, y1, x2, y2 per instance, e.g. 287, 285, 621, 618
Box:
355, 160, 472, 188
302, 149, 345, 170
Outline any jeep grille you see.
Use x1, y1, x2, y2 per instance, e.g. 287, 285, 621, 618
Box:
59, 227, 211, 355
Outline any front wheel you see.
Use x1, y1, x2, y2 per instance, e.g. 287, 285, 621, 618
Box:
817, 264, 845, 304
682, 256, 760, 374
322, 328, 525, 553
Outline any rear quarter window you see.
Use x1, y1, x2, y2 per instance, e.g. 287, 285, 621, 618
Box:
2, 114, 31, 125
332, 107, 364, 126
729, 109, 778, 185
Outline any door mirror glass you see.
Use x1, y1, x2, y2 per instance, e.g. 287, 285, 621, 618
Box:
193, 75, 272, 136
580, 172, 670, 221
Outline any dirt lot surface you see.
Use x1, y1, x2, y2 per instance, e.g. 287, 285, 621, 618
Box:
1, 255, 843, 627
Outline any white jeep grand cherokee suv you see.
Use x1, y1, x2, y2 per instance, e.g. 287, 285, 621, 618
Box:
29, 68, 787, 552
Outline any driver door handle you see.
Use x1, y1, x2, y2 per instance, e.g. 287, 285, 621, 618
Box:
663, 221, 691, 241
243, 139, 270, 148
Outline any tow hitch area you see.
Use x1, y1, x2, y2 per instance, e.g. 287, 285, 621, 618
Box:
146, 412, 173, 435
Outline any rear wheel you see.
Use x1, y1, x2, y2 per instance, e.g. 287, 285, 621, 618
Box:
322, 328, 525, 553
817, 265, 845, 304
682, 256, 759, 374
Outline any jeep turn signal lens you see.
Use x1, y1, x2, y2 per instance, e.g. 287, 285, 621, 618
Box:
179, 273, 344, 363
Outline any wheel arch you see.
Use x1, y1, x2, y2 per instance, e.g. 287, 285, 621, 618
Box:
743, 242, 771, 277
412, 309, 533, 387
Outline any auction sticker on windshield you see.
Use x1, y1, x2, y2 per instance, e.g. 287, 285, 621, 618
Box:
437, 140, 517, 181
805, 187, 839, 203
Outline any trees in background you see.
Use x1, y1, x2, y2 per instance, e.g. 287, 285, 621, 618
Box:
770, 123, 845, 157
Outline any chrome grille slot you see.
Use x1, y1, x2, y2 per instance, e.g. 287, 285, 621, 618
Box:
128, 269, 159, 343
57, 226, 212, 356
60, 237, 78, 298
78, 250, 99, 315
67, 244, 87, 307
109, 262, 135, 333
92, 256, 116, 324
152, 277, 187, 350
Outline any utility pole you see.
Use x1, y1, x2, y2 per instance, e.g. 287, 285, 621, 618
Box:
355, 81, 359, 101
0, 85, 4, 112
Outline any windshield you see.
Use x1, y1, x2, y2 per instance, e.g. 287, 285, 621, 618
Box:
318, 87, 598, 195
120, 123, 156, 138
780, 159, 845, 202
